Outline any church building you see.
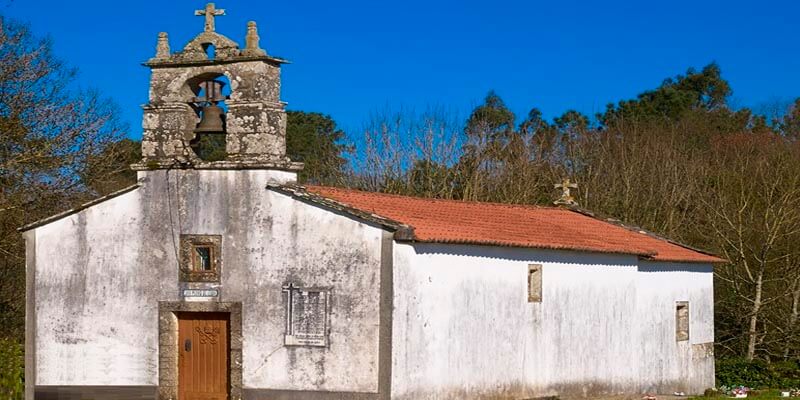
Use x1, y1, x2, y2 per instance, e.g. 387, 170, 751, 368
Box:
20, 4, 723, 400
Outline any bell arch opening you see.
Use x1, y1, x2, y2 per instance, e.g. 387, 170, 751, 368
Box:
187, 73, 232, 162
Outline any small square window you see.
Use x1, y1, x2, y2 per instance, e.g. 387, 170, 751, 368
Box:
676, 301, 689, 342
193, 245, 213, 271
528, 264, 542, 303
180, 235, 221, 282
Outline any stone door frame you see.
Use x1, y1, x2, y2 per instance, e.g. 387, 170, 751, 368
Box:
158, 301, 243, 400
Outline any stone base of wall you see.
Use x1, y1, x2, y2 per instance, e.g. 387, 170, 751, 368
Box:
33, 386, 383, 400
35, 386, 157, 399
243, 389, 380, 400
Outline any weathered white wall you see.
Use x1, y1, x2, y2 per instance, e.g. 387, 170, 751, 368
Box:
32, 169, 384, 393
239, 189, 383, 392
391, 243, 714, 399
31, 168, 714, 397
34, 189, 152, 386
636, 261, 715, 393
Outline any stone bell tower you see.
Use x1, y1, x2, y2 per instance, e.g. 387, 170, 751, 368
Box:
132, 3, 302, 172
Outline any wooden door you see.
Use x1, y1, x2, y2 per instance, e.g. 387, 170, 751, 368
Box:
178, 312, 230, 400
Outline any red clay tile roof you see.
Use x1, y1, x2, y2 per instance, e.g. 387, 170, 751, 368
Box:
302, 185, 724, 264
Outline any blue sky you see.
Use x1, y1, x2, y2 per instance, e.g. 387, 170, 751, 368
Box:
4, 0, 799, 139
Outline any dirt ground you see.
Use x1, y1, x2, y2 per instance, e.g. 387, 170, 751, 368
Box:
557, 396, 689, 400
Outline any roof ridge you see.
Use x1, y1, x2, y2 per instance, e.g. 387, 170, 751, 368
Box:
276, 183, 659, 258
305, 185, 566, 212
305, 184, 725, 264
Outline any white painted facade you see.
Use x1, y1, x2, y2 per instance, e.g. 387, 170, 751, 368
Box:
30, 169, 385, 394
390, 244, 714, 399
33, 186, 149, 386
25, 169, 715, 399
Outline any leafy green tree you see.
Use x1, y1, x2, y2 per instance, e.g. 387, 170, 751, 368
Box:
286, 111, 350, 184
190, 133, 227, 163
463, 92, 517, 160
601, 63, 732, 124
554, 110, 590, 134
458, 92, 514, 199
518, 108, 545, 132
779, 98, 800, 140
518, 108, 559, 159
465, 91, 516, 140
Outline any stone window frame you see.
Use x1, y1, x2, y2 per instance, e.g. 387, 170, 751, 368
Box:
528, 264, 543, 303
158, 301, 242, 400
180, 234, 222, 282
676, 301, 690, 342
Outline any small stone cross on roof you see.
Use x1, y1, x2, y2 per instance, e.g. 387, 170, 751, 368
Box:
195, 3, 226, 32
554, 178, 578, 206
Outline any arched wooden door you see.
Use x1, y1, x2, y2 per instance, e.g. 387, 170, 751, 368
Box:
178, 312, 230, 400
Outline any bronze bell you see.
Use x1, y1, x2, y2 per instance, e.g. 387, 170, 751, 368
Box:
195, 103, 225, 134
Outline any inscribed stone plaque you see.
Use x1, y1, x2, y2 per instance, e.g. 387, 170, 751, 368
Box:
182, 289, 219, 297
283, 284, 329, 347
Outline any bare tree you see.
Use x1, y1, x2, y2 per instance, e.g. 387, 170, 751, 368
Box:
0, 16, 127, 338
354, 107, 462, 198
701, 132, 800, 360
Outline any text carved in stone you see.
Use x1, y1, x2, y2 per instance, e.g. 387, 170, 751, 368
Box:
282, 284, 329, 347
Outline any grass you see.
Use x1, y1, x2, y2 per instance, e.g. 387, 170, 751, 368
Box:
689, 389, 789, 399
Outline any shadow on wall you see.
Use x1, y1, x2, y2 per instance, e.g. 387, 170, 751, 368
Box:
408, 242, 638, 267
638, 262, 713, 273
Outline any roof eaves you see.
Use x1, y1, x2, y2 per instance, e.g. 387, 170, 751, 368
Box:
564, 205, 727, 264
266, 183, 416, 240
18, 184, 141, 233
404, 237, 657, 257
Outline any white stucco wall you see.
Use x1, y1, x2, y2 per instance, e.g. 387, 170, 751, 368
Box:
31, 169, 384, 393
34, 189, 151, 386
391, 243, 715, 399
241, 190, 383, 391
636, 261, 715, 392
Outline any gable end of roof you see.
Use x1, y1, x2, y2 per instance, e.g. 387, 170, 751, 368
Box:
266, 183, 416, 240
18, 184, 142, 233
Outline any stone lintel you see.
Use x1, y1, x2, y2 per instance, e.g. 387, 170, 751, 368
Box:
226, 100, 288, 109
130, 160, 304, 171
144, 54, 289, 68
141, 102, 195, 113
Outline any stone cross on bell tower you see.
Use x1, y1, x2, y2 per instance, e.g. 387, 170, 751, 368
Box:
133, 4, 303, 173
195, 3, 225, 32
